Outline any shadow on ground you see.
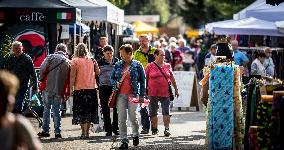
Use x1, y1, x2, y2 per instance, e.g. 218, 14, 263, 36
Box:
111, 133, 207, 150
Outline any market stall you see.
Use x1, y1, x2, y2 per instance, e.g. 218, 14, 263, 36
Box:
0, 0, 80, 68
60, 0, 124, 58
132, 21, 159, 36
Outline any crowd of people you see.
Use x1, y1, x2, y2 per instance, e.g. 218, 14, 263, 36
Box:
0, 32, 276, 149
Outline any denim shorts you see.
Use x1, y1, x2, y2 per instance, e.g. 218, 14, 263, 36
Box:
149, 96, 171, 117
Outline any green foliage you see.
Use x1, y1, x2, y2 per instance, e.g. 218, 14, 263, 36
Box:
179, 0, 254, 28
121, 0, 171, 26
108, 0, 130, 9
0, 35, 13, 58
139, 0, 170, 25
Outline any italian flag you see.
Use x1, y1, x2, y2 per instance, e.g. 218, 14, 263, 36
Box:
57, 12, 71, 20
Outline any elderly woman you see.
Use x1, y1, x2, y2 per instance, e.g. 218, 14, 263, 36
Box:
251, 52, 266, 77
70, 43, 100, 139
110, 44, 146, 149
264, 47, 275, 77
0, 71, 42, 150
145, 49, 179, 137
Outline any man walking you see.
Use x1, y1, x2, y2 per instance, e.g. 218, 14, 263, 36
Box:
2, 41, 38, 114
134, 34, 156, 134
37, 43, 70, 139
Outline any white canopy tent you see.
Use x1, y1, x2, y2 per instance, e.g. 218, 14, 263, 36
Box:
61, 0, 124, 24
210, 17, 284, 36
245, 3, 284, 22
233, 0, 284, 21
233, 0, 267, 20
205, 19, 235, 33
276, 21, 284, 34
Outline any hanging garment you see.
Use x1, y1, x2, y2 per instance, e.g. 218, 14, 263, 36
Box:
256, 101, 273, 149
208, 65, 234, 150
233, 67, 244, 149
271, 91, 284, 150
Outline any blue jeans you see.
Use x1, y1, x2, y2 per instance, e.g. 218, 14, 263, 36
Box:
14, 86, 29, 113
42, 91, 62, 134
140, 107, 150, 130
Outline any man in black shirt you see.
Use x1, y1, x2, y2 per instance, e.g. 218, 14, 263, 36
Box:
3, 41, 37, 113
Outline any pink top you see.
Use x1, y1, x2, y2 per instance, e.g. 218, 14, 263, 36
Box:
70, 57, 97, 90
145, 62, 173, 97
119, 65, 132, 94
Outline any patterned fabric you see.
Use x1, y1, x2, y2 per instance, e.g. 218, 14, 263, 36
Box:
208, 65, 234, 149
72, 89, 98, 125
271, 94, 284, 150
256, 101, 272, 149
233, 67, 244, 149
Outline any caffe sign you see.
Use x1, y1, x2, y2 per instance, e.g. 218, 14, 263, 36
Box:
0, 8, 77, 24
17, 10, 46, 22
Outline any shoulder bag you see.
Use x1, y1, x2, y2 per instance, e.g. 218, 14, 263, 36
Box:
108, 66, 130, 108
153, 62, 175, 101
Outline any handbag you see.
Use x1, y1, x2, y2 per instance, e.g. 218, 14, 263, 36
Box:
108, 66, 131, 108
153, 62, 175, 101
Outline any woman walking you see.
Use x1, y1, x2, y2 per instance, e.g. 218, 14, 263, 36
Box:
97, 45, 119, 136
145, 49, 179, 136
70, 43, 100, 139
111, 44, 146, 149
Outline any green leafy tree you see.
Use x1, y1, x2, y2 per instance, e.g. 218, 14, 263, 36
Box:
108, 0, 130, 9
179, 0, 254, 28
0, 35, 13, 58
0, 35, 13, 68
122, 0, 170, 26
179, 0, 206, 28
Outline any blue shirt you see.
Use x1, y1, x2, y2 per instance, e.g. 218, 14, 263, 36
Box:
233, 49, 249, 66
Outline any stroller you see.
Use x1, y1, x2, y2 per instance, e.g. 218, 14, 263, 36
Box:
22, 86, 43, 127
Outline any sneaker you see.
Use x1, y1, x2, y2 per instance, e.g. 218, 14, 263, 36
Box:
37, 131, 50, 137
119, 142, 128, 149
140, 129, 149, 134
164, 129, 171, 137
55, 133, 62, 139
106, 132, 112, 136
80, 134, 85, 139
133, 136, 139, 146
152, 128, 159, 135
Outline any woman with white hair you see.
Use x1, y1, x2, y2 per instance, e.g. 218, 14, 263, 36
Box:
169, 42, 183, 71
70, 43, 100, 139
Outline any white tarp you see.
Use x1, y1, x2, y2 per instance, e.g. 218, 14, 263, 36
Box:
233, 0, 284, 21
210, 17, 284, 36
233, 0, 267, 20
61, 0, 124, 24
276, 21, 284, 34
245, 3, 284, 22
205, 19, 235, 33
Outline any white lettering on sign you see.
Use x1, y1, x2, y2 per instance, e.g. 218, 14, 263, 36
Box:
172, 71, 196, 107
19, 12, 45, 22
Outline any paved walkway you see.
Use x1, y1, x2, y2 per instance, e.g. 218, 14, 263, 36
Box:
30, 108, 207, 150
